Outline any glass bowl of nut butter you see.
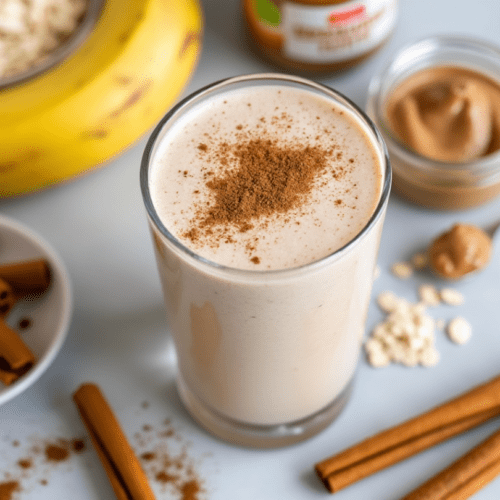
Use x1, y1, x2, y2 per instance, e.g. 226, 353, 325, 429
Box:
367, 35, 500, 210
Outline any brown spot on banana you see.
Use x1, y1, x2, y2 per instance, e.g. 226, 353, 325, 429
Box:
74, 77, 89, 90
81, 79, 152, 139
108, 79, 153, 119
0, 161, 18, 174
179, 31, 201, 58
119, 11, 144, 44
115, 75, 132, 86
0, 149, 43, 172
119, 29, 133, 45
82, 129, 109, 139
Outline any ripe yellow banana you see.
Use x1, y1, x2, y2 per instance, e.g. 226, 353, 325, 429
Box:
0, 0, 202, 197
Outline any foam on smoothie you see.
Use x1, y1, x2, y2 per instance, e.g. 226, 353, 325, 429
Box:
150, 85, 383, 271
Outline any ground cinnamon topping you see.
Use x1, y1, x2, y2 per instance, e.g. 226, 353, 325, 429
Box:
185, 137, 336, 245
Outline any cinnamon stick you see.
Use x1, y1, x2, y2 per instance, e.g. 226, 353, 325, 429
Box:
443, 457, 500, 500
315, 374, 500, 493
0, 278, 15, 318
0, 359, 33, 385
401, 427, 500, 500
0, 320, 35, 372
73, 383, 155, 500
0, 364, 19, 386
0, 258, 51, 298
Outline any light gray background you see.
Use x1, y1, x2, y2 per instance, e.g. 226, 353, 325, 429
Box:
2, 0, 500, 498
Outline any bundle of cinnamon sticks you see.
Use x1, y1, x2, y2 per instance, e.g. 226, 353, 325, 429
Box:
315, 373, 500, 499
0, 258, 51, 385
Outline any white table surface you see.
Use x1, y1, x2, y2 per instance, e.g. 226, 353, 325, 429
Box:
2, 0, 500, 498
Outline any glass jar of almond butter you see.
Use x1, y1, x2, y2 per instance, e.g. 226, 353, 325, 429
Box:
367, 36, 500, 210
243, 0, 398, 72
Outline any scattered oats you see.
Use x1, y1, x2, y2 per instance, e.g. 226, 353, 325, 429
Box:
418, 284, 441, 306
447, 317, 472, 344
436, 319, 445, 330
411, 252, 428, 269
365, 338, 391, 368
420, 346, 440, 367
391, 261, 413, 279
377, 291, 401, 313
412, 302, 427, 315
373, 265, 381, 280
440, 288, 465, 306
365, 293, 437, 368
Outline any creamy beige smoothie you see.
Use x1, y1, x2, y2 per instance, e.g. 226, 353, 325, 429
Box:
142, 74, 390, 446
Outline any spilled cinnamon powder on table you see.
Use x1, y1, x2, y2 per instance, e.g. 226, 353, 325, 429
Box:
0, 481, 19, 500
0, 437, 86, 499
134, 413, 207, 500
180, 479, 202, 500
44, 444, 70, 462
0, 407, 207, 499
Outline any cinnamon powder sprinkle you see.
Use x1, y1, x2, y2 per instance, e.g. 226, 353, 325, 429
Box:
180, 479, 201, 500
184, 138, 334, 243
71, 439, 85, 453
0, 481, 19, 500
155, 471, 178, 484
134, 413, 205, 500
140, 452, 156, 461
44, 444, 69, 462
1, 437, 87, 498
17, 459, 31, 469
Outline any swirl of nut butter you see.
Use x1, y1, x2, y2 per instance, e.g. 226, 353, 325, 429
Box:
429, 224, 492, 279
386, 66, 500, 163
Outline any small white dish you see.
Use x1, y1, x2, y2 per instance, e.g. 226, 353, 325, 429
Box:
0, 214, 72, 406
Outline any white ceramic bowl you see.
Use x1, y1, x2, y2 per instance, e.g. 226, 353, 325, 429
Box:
0, 214, 72, 405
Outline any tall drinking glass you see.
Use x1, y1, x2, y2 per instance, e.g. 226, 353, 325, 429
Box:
141, 73, 391, 447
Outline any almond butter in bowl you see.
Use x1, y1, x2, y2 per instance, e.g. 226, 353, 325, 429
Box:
367, 35, 500, 209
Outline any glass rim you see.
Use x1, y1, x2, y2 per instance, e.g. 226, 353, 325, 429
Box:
140, 72, 391, 278
369, 34, 500, 173
0, 0, 105, 90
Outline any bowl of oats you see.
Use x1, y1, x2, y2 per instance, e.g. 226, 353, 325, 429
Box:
0, 0, 99, 86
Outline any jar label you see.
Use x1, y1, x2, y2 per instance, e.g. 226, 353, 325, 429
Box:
281, 0, 397, 63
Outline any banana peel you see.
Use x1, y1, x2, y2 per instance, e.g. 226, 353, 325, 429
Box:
0, 0, 202, 197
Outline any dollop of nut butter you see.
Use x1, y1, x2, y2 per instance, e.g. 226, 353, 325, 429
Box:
386, 66, 500, 163
429, 224, 492, 279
